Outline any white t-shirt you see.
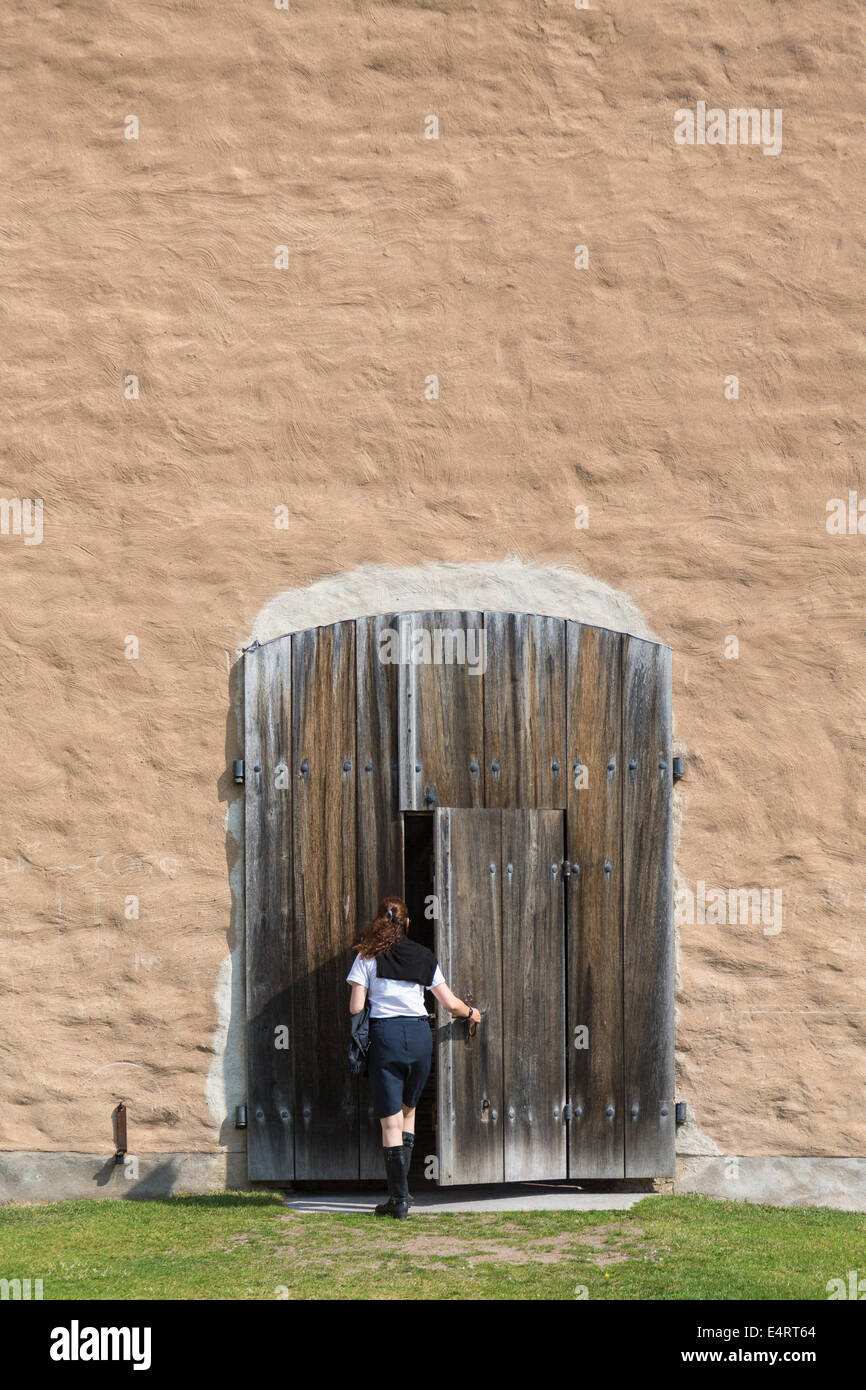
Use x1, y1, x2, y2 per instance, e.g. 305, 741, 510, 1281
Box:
347, 952, 445, 1019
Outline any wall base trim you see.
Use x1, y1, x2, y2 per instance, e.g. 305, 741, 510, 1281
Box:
0, 1152, 252, 1203
1, 1152, 864, 1209
675, 1156, 866, 1211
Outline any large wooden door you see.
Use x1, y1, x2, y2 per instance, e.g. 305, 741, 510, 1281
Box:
434, 806, 567, 1185
244, 614, 674, 1185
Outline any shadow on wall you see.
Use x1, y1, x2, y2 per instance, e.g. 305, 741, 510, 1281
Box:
90, 1156, 250, 1199
93, 1155, 181, 1198
210, 657, 247, 1155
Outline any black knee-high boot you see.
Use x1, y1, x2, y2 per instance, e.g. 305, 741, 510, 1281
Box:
374, 1145, 409, 1219
402, 1131, 415, 1206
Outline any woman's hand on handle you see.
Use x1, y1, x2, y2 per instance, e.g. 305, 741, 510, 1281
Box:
430, 981, 483, 1023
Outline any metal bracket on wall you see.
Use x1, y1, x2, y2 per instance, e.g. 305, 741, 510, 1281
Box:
233, 759, 245, 784
112, 1101, 127, 1165
672, 756, 685, 782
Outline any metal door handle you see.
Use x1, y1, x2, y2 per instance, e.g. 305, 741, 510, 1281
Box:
462, 989, 488, 1043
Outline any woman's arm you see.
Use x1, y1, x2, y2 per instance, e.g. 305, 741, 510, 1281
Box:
429, 981, 481, 1023
349, 984, 367, 1016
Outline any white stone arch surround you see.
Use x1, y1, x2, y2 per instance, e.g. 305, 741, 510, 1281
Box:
246, 556, 662, 647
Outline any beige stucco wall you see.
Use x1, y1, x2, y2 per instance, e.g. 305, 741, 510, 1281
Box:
1, 0, 863, 1173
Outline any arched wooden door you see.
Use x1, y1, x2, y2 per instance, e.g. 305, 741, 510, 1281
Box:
243, 613, 674, 1184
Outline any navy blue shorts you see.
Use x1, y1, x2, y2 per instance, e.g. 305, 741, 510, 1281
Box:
368, 1016, 433, 1118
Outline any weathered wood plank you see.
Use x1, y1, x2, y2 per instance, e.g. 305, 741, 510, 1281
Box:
622, 636, 675, 1177
397, 614, 417, 813
244, 638, 294, 1181
484, 613, 566, 808
292, 621, 359, 1179
356, 614, 404, 1178
502, 809, 567, 1180
399, 611, 485, 810
566, 623, 625, 1177
434, 807, 503, 1185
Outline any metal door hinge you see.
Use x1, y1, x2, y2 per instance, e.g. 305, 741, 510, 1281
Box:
233, 759, 245, 784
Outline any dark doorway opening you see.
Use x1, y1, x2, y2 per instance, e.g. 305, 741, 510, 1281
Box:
403, 812, 436, 1178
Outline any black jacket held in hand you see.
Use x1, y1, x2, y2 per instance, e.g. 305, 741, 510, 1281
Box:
348, 1003, 371, 1077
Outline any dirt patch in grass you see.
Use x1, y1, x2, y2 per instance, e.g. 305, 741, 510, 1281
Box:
573, 1223, 643, 1247
277, 1222, 649, 1268
400, 1232, 581, 1265
246, 1212, 662, 1273
399, 1223, 650, 1269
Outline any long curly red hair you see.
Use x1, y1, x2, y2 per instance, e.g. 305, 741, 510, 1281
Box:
353, 896, 409, 958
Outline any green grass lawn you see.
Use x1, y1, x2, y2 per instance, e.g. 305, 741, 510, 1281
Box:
0, 1193, 862, 1300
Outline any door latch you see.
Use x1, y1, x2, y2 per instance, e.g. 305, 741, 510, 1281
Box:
463, 989, 478, 1043
462, 989, 488, 1043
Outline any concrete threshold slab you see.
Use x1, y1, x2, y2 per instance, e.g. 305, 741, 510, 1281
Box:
283, 1185, 656, 1214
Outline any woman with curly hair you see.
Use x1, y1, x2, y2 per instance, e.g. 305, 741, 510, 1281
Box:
346, 895, 482, 1219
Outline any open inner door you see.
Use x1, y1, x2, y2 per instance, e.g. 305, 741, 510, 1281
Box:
434, 806, 567, 1185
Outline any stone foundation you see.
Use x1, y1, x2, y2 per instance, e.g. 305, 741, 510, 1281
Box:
2, 1150, 863, 1210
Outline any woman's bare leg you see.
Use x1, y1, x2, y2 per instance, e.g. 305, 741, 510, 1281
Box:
400, 1104, 416, 1136
380, 1112, 404, 1148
